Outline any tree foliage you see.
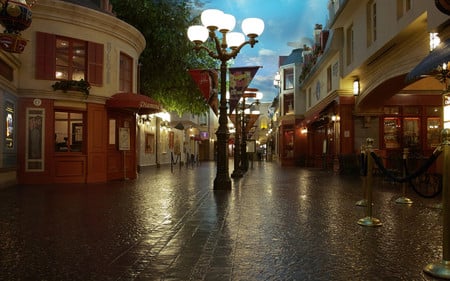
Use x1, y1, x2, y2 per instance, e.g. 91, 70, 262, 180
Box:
110, 0, 217, 115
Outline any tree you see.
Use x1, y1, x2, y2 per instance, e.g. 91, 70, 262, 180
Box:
110, 0, 217, 115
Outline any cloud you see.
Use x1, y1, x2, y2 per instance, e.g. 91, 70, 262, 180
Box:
259, 48, 276, 56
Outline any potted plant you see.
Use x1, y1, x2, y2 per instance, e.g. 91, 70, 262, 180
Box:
51, 79, 91, 95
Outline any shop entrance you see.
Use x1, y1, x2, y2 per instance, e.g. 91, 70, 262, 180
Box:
107, 111, 136, 181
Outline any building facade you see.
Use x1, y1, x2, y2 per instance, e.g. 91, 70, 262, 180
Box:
276, 0, 449, 174
0, 0, 151, 186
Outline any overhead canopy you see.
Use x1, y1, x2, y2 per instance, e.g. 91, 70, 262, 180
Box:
106, 92, 162, 115
406, 39, 450, 82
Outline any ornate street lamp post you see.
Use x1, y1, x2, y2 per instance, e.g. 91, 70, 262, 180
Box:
187, 9, 264, 190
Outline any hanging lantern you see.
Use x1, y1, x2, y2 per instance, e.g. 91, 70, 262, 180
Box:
0, 0, 33, 53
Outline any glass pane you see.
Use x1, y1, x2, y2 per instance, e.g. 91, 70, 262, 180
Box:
383, 117, 400, 149
56, 39, 69, 67
70, 113, 83, 120
427, 117, 441, 149
403, 117, 420, 148
55, 66, 68, 80
384, 106, 399, 115
55, 111, 68, 119
55, 120, 69, 152
284, 69, 294, 90
71, 123, 83, 152
426, 106, 442, 116
403, 106, 420, 115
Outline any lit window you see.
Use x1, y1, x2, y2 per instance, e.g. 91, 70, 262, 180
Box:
56, 37, 86, 81
55, 111, 84, 152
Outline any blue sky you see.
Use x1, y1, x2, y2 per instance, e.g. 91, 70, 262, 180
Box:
201, 0, 330, 103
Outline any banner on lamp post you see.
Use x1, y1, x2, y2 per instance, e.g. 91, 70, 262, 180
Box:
228, 66, 261, 114
188, 69, 219, 116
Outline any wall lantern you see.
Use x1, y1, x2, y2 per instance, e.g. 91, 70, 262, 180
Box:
353, 78, 360, 96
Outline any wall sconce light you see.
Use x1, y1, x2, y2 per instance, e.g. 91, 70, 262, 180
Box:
353, 79, 360, 96
301, 127, 308, 134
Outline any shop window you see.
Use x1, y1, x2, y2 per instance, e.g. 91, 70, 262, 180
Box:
119, 52, 133, 93
383, 117, 400, 149
36, 32, 103, 85
55, 111, 84, 152
403, 117, 420, 147
427, 117, 441, 149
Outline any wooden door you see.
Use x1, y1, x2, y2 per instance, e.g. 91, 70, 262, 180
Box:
107, 111, 136, 180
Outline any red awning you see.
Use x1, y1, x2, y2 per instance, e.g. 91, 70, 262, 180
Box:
106, 92, 162, 114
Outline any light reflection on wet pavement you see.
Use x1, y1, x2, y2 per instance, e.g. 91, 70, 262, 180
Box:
0, 161, 444, 280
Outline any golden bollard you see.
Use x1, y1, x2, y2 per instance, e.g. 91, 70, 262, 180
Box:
358, 138, 382, 227
424, 128, 450, 278
356, 145, 368, 207
395, 147, 413, 205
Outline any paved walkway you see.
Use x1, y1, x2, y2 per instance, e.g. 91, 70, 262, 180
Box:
0, 161, 445, 280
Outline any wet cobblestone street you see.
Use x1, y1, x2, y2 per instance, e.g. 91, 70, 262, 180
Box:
0, 161, 446, 280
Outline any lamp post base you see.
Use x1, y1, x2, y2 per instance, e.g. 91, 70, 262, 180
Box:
357, 216, 382, 227
231, 169, 243, 178
214, 176, 232, 190
395, 196, 413, 204
356, 199, 367, 207
424, 260, 450, 279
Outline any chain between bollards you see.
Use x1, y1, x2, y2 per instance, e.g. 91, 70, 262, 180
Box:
357, 138, 382, 227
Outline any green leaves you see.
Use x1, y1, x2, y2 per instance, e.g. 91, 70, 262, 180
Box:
110, 0, 215, 115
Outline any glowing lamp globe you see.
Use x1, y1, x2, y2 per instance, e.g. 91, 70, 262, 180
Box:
187, 25, 208, 44
242, 18, 264, 38
201, 9, 224, 30
218, 13, 236, 32
227, 32, 245, 49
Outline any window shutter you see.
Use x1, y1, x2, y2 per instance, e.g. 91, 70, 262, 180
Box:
35, 32, 56, 80
87, 42, 104, 85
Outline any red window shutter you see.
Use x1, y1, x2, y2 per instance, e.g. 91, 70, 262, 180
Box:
35, 32, 56, 80
87, 42, 103, 85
